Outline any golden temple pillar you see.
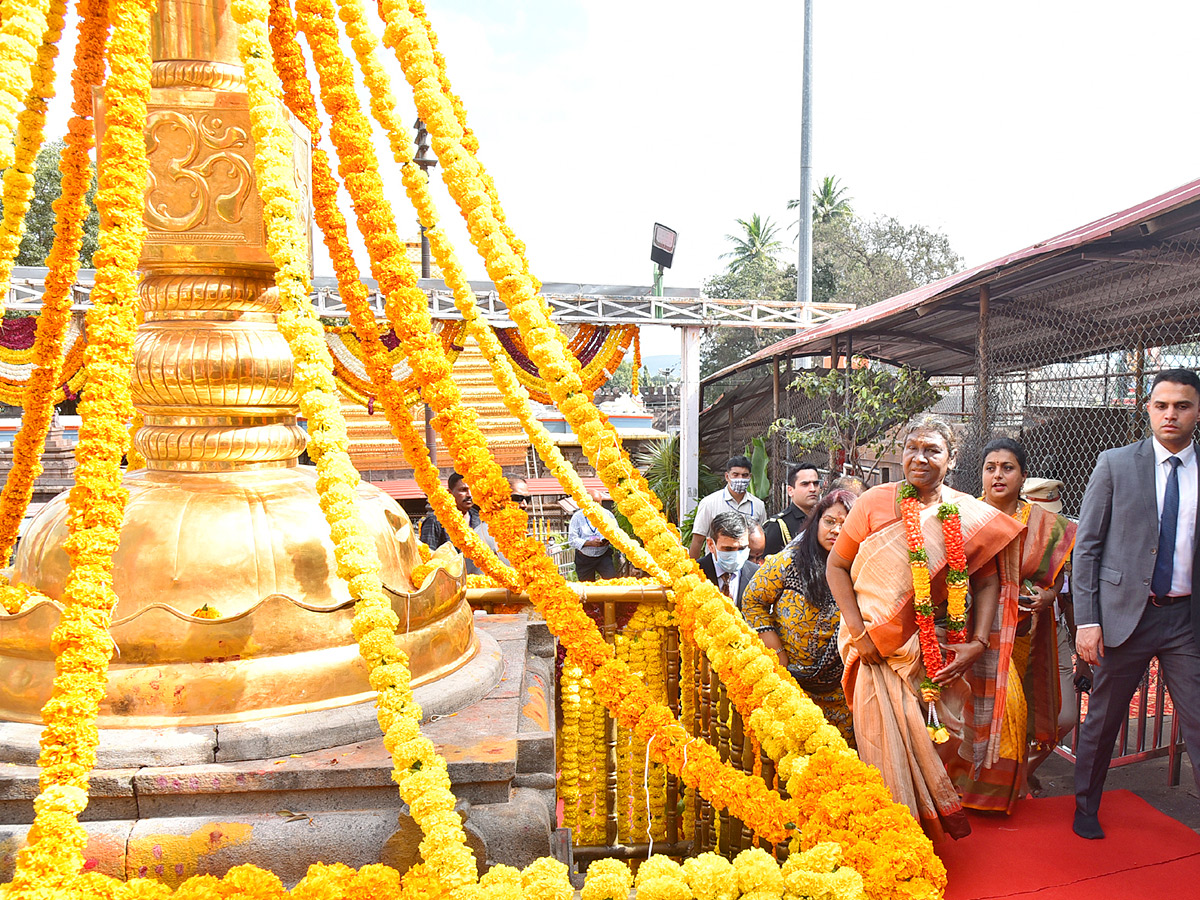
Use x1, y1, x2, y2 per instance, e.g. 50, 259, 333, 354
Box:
4, 0, 476, 728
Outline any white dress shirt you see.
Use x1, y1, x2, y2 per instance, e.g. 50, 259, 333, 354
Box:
1153, 437, 1197, 596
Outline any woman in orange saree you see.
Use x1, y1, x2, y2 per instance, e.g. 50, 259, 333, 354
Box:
954, 438, 1077, 812
827, 416, 1024, 841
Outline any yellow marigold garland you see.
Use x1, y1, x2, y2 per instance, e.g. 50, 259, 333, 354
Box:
0, 0, 107, 565
0, 0, 54, 175
383, 6, 945, 896
5, 0, 151, 889
323, 0, 664, 583
265, 0, 519, 593
298, 0, 799, 846
0, 0, 60, 306
233, 3, 488, 899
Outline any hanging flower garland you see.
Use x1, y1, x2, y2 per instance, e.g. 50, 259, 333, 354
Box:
384, 0, 838, 772
0, 315, 87, 405
899, 485, 968, 746
291, 0, 799, 847
327, 0, 667, 581
0, 0, 55, 175
266, 0, 520, 593
383, 6, 946, 895
6, 0, 149, 888
0, 0, 61, 305
239, 3, 499, 899
631, 326, 641, 397
937, 502, 968, 643
494, 323, 635, 404
325, 320, 465, 409
0, 0, 106, 565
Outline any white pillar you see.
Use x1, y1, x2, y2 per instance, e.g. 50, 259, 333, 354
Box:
678, 326, 702, 524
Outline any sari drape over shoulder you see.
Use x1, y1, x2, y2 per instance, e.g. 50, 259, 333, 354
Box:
834, 483, 1024, 841
955, 503, 1077, 812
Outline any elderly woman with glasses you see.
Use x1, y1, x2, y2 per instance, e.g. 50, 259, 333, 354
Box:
741, 488, 859, 744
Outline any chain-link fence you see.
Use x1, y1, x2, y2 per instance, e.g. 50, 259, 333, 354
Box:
955, 236, 1200, 516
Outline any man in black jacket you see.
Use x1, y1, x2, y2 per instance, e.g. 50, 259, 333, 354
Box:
762, 464, 821, 556
419, 471, 481, 551
698, 511, 760, 608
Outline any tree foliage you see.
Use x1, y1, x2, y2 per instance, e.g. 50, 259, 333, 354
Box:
635, 434, 723, 531
0, 140, 100, 268
700, 258, 796, 377
770, 364, 943, 480
813, 215, 960, 308
720, 213, 784, 275
789, 175, 853, 227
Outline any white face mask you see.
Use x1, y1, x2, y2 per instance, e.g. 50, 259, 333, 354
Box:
713, 547, 749, 574
728, 477, 750, 493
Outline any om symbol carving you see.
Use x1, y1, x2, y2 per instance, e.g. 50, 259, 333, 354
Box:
145, 111, 256, 232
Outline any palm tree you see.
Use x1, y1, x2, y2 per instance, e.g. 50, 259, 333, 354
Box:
720, 214, 784, 275
788, 175, 853, 231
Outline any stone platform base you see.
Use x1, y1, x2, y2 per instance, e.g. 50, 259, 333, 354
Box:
0, 615, 559, 886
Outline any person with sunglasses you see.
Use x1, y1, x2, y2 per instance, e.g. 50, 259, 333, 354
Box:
474, 477, 534, 568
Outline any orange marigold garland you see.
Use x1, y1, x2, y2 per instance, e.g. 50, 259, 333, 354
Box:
294, 0, 802, 846
0, 0, 107, 565
5, 0, 151, 888
937, 502, 968, 643
265, 0, 520, 593
631, 327, 641, 396
899, 482, 968, 745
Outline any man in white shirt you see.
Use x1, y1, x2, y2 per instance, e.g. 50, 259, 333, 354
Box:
688, 455, 766, 559
1072, 368, 1200, 839
568, 488, 618, 581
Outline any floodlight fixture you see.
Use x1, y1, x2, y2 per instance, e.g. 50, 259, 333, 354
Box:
650, 223, 677, 269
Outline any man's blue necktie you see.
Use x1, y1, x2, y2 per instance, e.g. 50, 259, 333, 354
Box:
1151, 456, 1182, 597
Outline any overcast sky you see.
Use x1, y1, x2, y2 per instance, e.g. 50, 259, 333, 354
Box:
40, 1, 1200, 356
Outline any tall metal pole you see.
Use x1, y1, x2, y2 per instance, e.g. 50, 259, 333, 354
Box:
796, 0, 814, 322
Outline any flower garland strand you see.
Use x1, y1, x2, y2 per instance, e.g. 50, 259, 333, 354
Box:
383, 7, 946, 894
631, 326, 641, 397
0, 0, 107, 565
233, 4, 490, 899
264, 0, 520, 593
384, 0, 839, 770
6, 0, 151, 889
937, 502, 968, 643
0, 0, 60, 308
289, 0, 800, 848
0, 0, 55, 175
324, 0, 667, 582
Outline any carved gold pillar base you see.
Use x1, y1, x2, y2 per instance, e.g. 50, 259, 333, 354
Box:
2, 0, 477, 729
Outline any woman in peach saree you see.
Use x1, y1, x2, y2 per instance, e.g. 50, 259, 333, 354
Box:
827, 416, 1024, 841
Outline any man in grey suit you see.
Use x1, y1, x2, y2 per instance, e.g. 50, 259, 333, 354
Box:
1073, 368, 1200, 839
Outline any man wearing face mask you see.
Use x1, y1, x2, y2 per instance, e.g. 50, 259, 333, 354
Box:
689, 455, 766, 559
698, 511, 760, 608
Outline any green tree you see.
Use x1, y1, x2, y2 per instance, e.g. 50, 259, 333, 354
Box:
770, 364, 943, 481
604, 358, 634, 394
720, 213, 783, 275
700, 258, 796, 377
635, 434, 723, 532
813, 215, 960, 308
789, 175, 853, 228
0, 140, 100, 268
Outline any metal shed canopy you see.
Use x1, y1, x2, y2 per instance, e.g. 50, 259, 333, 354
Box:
705, 177, 1200, 380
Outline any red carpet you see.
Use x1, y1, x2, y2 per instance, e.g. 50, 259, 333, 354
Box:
938, 790, 1200, 899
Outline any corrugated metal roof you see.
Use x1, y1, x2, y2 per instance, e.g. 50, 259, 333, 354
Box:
705, 176, 1200, 380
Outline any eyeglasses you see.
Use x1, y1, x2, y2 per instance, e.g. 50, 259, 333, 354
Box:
820, 516, 844, 530
512, 494, 533, 504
